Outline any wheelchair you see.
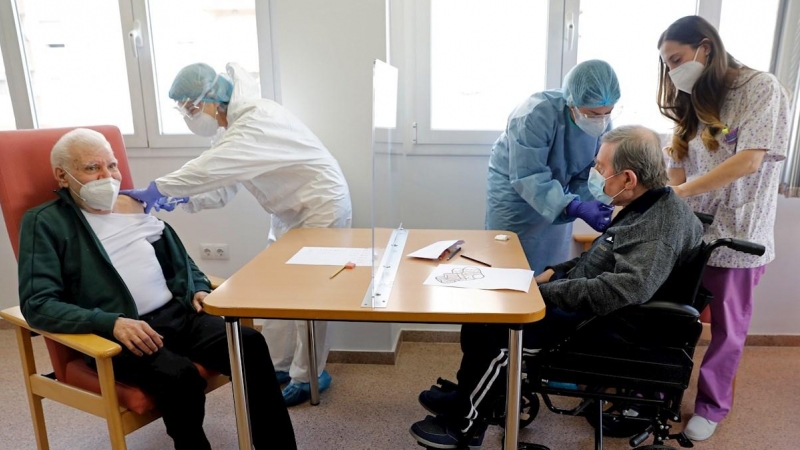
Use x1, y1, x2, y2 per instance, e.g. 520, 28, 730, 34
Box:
419, 212, 765, 450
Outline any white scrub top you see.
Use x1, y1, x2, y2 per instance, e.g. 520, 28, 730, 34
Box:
155, 63, 352, 240
668, 69, 790, 268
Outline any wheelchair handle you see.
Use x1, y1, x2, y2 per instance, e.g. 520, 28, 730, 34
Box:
694, 211, 714, 225
719, 238, 766, 256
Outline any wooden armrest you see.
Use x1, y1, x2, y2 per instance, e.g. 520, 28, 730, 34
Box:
207, 275, 227, 290
573, 233, 600, 252
573, 233, 600, 243
0, 306, 122, 359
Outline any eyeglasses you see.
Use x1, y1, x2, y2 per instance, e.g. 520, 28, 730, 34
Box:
574, 105, 624, 121
174, 98, 203, 118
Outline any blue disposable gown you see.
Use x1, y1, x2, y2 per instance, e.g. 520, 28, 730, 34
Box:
485, 90, 600, 274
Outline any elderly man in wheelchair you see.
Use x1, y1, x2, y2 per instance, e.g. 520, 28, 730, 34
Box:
409, 125, 765, 450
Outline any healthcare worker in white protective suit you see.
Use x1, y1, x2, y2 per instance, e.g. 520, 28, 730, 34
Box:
122, 62, 352, 406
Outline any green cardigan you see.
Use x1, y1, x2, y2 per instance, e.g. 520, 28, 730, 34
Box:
18, 189, 211, 335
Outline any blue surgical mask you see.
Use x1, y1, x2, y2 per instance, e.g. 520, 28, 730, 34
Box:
588, 167, 624, 204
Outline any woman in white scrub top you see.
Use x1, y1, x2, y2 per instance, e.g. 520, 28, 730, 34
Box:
657, 16, 790, 441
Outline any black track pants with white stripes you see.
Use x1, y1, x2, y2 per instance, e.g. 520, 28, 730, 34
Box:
455, 305, 588, 427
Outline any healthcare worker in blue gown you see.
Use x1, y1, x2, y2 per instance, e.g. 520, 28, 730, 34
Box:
485, 59, 621, 274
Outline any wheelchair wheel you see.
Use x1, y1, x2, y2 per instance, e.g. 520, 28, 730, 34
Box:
498, 391, 540, 429
584, 399, 650, 438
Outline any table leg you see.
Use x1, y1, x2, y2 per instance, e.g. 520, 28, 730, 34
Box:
504, 326, 523, 450
225, 317, 253, 450
306, 319, 320, 405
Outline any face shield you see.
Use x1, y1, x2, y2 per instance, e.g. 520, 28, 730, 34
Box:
174, 98, 203, 118
173, 73, 221, 118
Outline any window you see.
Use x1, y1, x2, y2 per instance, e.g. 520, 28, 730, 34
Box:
16, 0, 134, 132
0, 0, 275, 148
0, 47, 15, 130
414, 0, 562, 145
149, 0, 260, 135
577, 0, 697, 133
429, 0, 549, 131
719, 0, 781, 72
411, 0, 784, 147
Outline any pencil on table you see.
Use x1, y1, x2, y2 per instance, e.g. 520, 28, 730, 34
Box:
330, 261, 356, 279
460, 254, 491, 267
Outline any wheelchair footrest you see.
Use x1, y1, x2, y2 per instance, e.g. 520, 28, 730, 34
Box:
666, 432, 694, 448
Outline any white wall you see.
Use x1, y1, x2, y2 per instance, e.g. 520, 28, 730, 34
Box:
272, 0, 393, 351
750, 197, 800, 334
273, 0, 384, 230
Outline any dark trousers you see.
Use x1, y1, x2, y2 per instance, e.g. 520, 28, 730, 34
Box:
108, 301, 297, 450
455, 304, 588, 424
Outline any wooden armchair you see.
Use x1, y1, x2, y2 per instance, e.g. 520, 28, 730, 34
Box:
0, 126, 248, 450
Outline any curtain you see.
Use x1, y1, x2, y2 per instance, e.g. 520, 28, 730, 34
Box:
780, 10, 800, 198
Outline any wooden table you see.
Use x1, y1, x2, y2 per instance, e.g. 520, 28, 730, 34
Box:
204, 228, 546, 450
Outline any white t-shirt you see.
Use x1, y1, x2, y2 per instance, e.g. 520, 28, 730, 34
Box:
82, 212, 173, 315
668, 69, 790, 268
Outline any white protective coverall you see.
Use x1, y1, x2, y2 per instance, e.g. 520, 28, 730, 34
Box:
155, 63, 353, 383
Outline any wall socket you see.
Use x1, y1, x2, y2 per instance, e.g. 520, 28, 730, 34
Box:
199, 243, 229, 260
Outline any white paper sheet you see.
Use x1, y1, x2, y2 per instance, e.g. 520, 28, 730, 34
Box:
407, 240, 464, 260
286, 247, 373, 266
423, 264, 534, 293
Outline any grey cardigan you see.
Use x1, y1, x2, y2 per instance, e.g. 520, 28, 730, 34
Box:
539, 188, 703, 316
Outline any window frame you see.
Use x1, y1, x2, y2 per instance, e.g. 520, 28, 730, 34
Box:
0, 0, 37, 130
409, 0, 785, 149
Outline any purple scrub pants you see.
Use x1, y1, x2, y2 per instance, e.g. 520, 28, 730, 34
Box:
695, 265, 766, 422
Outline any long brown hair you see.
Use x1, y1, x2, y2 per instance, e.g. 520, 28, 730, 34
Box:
657, 16, 742, 161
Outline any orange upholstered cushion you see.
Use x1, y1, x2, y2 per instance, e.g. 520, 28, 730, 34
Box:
64, 359, 221, 415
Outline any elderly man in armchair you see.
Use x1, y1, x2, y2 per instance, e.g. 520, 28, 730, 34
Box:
18, 128, 296, 450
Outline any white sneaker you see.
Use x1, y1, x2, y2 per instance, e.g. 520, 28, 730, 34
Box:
684, 415, 718, 441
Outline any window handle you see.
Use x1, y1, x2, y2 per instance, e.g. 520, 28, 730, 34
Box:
566, 12, 575, 51
128, 20, 143, 59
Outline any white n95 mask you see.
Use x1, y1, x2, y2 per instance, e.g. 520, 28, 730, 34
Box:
184, 110, 220, 137
668, 47, 704, 94
66, 172, 120, 211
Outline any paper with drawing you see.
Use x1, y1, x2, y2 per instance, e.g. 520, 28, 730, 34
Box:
423, 264, 534, 292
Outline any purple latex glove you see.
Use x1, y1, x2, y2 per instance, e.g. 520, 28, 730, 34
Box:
153, 196, 190, 212
565, 198, 614, 232
120, 181, 166, 214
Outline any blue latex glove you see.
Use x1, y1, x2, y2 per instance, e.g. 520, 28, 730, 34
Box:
120, 181, 166, 214
153, 196, 189, 212
565, 198, 614, 232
